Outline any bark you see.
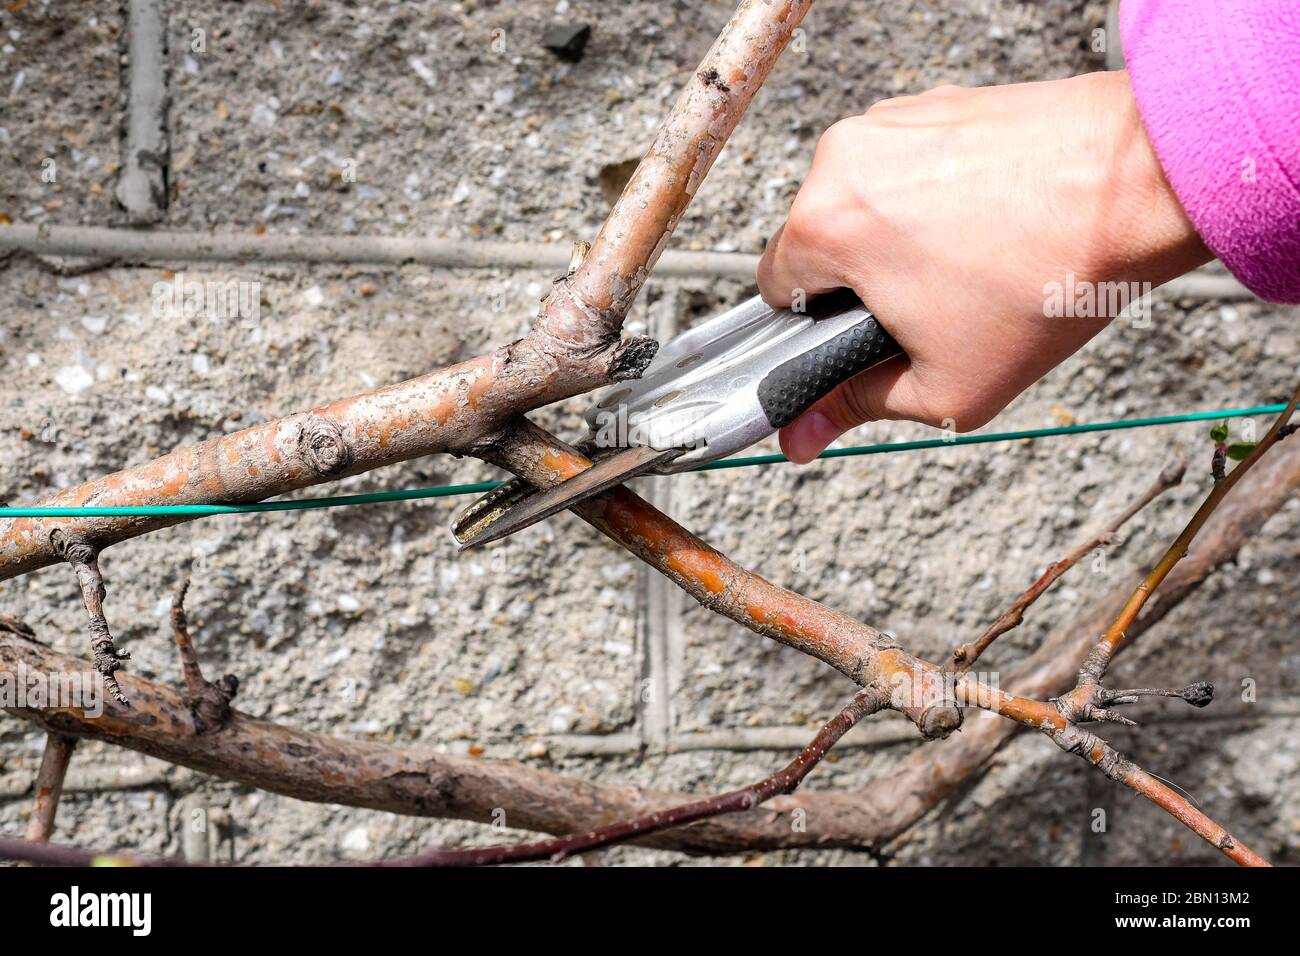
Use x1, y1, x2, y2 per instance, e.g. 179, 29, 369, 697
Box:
23, 733, 77, 844
0, 0, 813, 584
0, 0, 1289, 865
3, 437, 1287, 856
847, 432, 1300, 847
0, 627, 886, 854
483, 419, 965, 737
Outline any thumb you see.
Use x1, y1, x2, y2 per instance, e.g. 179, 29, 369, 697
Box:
778, 356, 914, 463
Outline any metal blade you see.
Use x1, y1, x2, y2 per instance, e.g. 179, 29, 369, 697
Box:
449, 475, 536, 545
454, 445, 684, 551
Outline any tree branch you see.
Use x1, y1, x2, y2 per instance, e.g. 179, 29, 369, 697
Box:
53, 532, 129, 705
0, 688, 882, 868
852, 430, 1300, 853
3, 421, 1295, 864
0, 0, 813, 584
23, 733, 77, 844
170, 575, 239, 733
537, 0, 814, 351
0, 0, 1288, 869
965, 682, 1269, 866
0, 625, 882, 855
478, 405, 1291, 865
1068, 388, 1300, 695
480, 418, 964, 739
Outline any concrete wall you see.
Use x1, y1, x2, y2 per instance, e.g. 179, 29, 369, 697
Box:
0, 0, 1296, 865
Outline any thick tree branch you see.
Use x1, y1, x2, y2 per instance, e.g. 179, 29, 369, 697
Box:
0, 626, 884, 853
0, 689, 882, 868
7, 686, 878, 869
0, 0, 812, 583
480, 419, 964, 739
3, 421, 1294, 862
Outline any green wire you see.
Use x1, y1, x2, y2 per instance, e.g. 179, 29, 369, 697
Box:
0, 402, 1283, 519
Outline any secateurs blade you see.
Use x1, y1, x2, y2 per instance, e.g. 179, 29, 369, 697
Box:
452, 287, 904, 550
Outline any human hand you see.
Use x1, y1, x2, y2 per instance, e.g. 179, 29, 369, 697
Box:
757, 70, 1210, 463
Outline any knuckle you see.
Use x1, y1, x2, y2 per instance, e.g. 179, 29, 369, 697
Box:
863, 84, 968, 123
785, 186, 860, 256
813, 117, 864, 159
782, 200, 822, 246
863, 94, 912, 117
923, 83, 967, 99
785, 182, 842, 240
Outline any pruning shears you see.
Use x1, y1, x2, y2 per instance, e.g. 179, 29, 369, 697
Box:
452, 288, 904, 549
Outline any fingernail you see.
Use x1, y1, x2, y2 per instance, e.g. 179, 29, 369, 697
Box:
787, 411, 841, 464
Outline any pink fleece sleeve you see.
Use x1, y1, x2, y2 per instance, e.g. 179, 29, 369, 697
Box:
1121, 0, 1300, 303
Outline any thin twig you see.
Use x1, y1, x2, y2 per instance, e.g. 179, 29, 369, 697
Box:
169, 575, 238, 734
23, 733, 77, 844
171, 576, 205, 695
52, 532, 130, 705
966, 682, 1269, 866
952, 455, 1185, 671
0, 837, 175, 868
1074, 387, 1300, 689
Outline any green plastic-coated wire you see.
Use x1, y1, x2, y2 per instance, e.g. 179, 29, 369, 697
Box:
0, 403, 1283, 519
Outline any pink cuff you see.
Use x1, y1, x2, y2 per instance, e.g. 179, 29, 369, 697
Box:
1121, 0, 1300, 302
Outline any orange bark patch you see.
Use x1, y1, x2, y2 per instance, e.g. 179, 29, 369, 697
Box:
157, 469, 189, 499
664, 548, 727, 594
464, 368, 495, 411
541, 450, 586, 481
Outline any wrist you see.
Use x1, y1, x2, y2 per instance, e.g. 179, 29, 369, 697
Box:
1095, 70, 1212, 284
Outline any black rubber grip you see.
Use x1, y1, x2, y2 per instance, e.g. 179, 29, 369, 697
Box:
756, 296, 903, 429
